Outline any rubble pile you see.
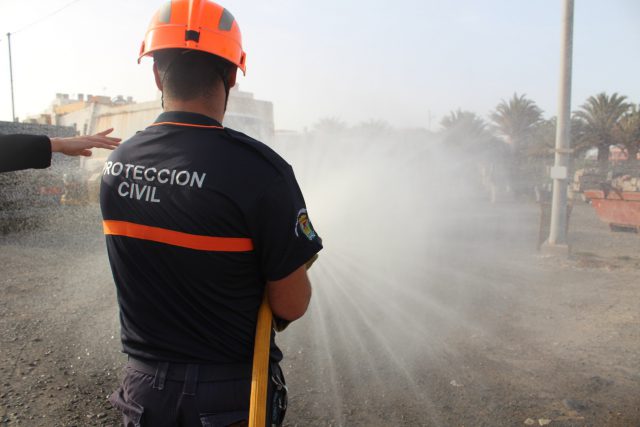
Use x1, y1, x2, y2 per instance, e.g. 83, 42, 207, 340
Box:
571, 169, 604, 192
570, 168, 606, 200
571, 168, 640, 196
611, 175, 640, 192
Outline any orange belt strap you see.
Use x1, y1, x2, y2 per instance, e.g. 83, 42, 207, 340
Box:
103, 220, 253, 252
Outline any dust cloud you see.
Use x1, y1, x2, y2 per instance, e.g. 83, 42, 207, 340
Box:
271, 126, 540, 424
1, 122, 639, 426
269, 124, 639, 426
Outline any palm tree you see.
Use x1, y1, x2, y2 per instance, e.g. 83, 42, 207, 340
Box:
617, 104, 640, 165
573, 92, 630, 170
490, 93, 543, 151
441, 110, 486, 131
352, 119, 392, 140
490, 94, 543, 195
440, 110, 502, 195
440, 109, 493, 151
312, 117, 349, 137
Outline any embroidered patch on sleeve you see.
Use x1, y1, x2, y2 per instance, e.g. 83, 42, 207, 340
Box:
295, 208, 317, 241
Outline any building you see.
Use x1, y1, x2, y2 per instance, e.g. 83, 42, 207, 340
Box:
224, 88, 274, 143
28, 88, 274, 164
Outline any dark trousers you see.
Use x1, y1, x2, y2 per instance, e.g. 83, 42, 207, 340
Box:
109, 357, 277, 427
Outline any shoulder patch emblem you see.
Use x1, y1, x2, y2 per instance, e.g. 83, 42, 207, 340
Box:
295, 209, 317, 241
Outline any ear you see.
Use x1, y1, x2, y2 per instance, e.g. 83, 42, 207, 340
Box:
153, 62, 163, 91
227, 67, 237, 88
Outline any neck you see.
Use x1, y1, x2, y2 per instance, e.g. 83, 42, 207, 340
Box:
163, 96, 225, 123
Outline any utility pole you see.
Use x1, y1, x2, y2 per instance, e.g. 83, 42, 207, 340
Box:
7, 32, 17, 122
546, 0, 574, 251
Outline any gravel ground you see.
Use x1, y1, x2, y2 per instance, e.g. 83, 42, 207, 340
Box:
0, 200, 639, 426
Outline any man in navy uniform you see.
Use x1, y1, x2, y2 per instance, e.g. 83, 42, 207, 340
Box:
100, 1, 322, 425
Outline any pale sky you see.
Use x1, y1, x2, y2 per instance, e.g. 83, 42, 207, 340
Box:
0, 0, 638, 132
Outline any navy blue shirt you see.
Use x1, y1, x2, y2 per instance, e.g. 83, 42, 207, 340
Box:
100, 111, 322, 365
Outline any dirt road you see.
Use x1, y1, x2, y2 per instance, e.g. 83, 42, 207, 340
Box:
1, 201, 638, 426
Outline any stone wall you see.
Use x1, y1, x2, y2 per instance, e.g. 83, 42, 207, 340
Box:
0, 121, 76, 138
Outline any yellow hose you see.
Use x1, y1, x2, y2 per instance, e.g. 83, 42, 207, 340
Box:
248, 293, 272, 427
249, 257, 318, 426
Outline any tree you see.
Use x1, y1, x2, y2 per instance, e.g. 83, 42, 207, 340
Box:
573, 92, 630, 170
490, 93, 543, 151
312, 117, 349, 136
490, 94, 543, 195
441, 110, 486, 132
440, 109, 507, 187
527, 117, 589, 157
527, 118, 556, 159
568, 117, 589, 158
617, 104, 640, 165
440, 109, 494, 152
352, 119, 392, 140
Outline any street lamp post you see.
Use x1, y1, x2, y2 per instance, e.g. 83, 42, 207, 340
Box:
7, 32, 17, 122
546, 0, 574, 252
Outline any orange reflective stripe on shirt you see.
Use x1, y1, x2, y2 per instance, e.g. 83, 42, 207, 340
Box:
148, 122, 224, 129
103, 220, 253, 252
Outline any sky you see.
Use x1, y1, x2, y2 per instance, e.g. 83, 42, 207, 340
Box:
0, 0, 638, 132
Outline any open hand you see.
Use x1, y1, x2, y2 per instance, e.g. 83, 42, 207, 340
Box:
50, 128, 121, 157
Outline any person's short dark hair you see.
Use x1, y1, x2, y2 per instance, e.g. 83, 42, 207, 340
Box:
154, 49, 234, 101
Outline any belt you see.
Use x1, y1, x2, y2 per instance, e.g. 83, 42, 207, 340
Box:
127, 356, 252, 382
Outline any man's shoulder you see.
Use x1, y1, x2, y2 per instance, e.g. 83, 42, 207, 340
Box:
223, 127, 292, 176
108, 129, 150, 152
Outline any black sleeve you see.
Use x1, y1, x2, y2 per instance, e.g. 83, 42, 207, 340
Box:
250, 170, 323, 281
0, 134, 52, 173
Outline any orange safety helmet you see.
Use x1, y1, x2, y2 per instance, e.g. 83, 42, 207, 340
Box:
138, 0, 246, 75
